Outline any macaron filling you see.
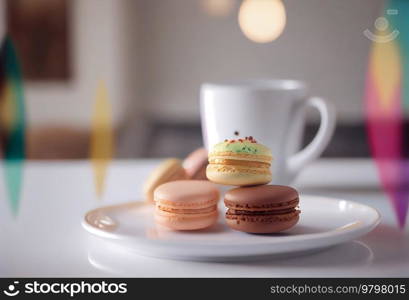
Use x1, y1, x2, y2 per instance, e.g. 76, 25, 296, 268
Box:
207, 164, 272, 175
209, 158, 270, 168
226, 210, 300, 222
227, 207, 298, 215
155, 197, 218, 209
224, 198, 299, 211
156, 204, 217, 214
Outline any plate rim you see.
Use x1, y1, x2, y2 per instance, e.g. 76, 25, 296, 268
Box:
82, 195, 381, 249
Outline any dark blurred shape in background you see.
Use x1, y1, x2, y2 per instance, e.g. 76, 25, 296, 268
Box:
6, 0, 71, 80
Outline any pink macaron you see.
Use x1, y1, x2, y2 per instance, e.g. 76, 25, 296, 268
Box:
154, 180, 219, 230
183, 148, 208, 180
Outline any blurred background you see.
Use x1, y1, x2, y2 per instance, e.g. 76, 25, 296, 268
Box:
0, 0, 385, 159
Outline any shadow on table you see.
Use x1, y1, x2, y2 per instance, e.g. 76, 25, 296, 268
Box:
229, 240, 374, 267
87, 239, 374, 276
232, 224, 408, 275
359, 224, 409, 264
298, 186, 383, 195
86, 224, 408, 276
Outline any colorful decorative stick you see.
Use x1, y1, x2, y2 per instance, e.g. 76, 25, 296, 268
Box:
0, 36, 26, 217
365, 0, 409, 228
90, 80, 114, 198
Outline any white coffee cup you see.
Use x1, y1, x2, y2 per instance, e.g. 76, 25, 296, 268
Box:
200, 79, 336, 185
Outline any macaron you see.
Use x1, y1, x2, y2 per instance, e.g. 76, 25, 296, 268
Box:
143, 158, 188, 203
154, 180, 220, 230
183, 148, 208, 180
206, 137, 272, 186
224, 185, 300, 233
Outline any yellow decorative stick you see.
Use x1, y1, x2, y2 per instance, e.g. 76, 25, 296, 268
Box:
90, 80, 114, 198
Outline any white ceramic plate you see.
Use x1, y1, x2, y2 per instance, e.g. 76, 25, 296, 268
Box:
82, 195, 380, 261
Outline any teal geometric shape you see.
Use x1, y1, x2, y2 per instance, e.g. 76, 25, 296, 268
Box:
4, 160, 24, 217
0, 36, 26, 217
387, 0, 409, 111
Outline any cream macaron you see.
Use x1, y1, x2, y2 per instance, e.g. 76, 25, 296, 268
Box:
206, 137, 272, 186
154, 180, 219, 230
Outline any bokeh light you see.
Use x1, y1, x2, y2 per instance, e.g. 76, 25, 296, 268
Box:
200, 0, 235, 17
238, 0, 286, 43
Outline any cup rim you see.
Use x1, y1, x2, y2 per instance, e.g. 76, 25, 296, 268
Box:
201, 79, 308, 92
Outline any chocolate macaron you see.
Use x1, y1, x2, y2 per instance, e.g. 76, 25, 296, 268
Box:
224, 185, 300, 233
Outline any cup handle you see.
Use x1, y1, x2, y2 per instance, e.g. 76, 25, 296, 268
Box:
286, 97, 336, 180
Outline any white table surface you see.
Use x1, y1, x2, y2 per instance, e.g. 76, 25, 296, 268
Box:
1, 159, 408, 277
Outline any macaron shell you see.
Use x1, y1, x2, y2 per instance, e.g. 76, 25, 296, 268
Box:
155, 208, 218, 230
206, 163, 272, 186
225, 211, 300, 233
154, 180, 219, 209
143, 159, 188, 203
224, 185, 299, 210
